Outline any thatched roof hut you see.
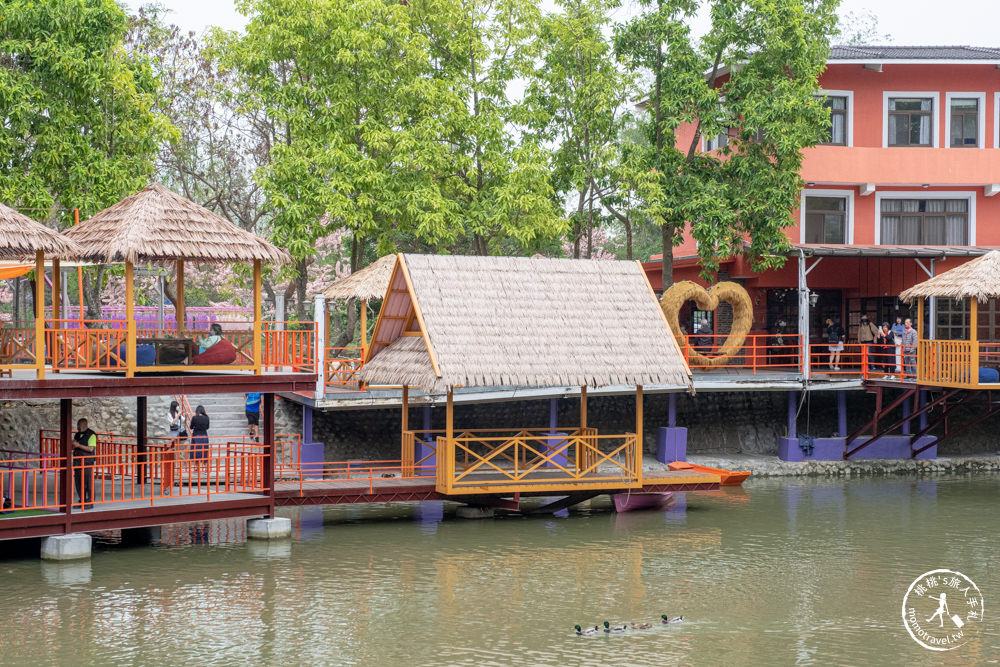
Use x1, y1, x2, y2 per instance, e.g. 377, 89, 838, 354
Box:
0, 203, 83, 260
63, 183, 290, 265
323, 254, 396, 301
899, 251, 1000, 303
360, 254, 693, 393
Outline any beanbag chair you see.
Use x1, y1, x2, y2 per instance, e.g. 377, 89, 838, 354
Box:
192, 338, 238, 365
978, 367, 999, 383
114, 344, 157, 366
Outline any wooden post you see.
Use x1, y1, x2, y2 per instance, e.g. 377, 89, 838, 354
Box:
74, 209, 83, 328
136, 396, 147, 488
59, 398, 73, 527
253, 259, 262, 375
34, 251, 45, 379
970, 297, 979, 386
635, 385, 644, 479
125, 261, 136, 378
445, 388, 454, 493
51, 259, 60, 374
917, 298, 925, 381
401, 384, 409, 438
361, 298, 368, 357
580, 386, 587, 429
175, 259, 185, 333
263, 393, 275, 517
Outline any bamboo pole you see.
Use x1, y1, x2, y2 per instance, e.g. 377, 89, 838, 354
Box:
401, 384, 409, 453
51, 258, 60, 374
361, 298, 368, 357
635, 385, 644, 481
917, 298, 925, 382
74, 209, 83, 328
445, 388, 454, 494
125, 261, 136, 378
253, 259, 262, 375
580, 386, 587, 429
34, 251, 45, 379
970, 297, 979, 386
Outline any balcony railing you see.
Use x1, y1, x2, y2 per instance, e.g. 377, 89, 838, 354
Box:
683, 334, 802, 373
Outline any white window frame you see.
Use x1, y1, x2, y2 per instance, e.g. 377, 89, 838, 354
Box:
800, 189, 854, 244
944, 92, 986, 149
873, 190, 977, 245
994, 92, 1000, 149
883, 91, 941, 148
818, 89, 854, 146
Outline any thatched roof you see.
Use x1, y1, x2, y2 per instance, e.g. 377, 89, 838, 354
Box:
63, 183, 290, 265
0, 203, 83, 261
323, 254, 396, 301
360, 254, 693, 393
899, 251, 1000, 303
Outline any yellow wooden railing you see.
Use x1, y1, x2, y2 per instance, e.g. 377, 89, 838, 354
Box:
432, 429, 642, 495
918, 339, 976, 388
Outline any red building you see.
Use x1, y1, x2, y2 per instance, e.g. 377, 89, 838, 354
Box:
645, 45, 1000, 370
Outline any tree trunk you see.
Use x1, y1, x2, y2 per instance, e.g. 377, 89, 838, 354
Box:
473, 233, 489, 256
660, 225, 674, 290
294, 257, 309, 322
625, 218, 633, 260
83, 266, 105, 320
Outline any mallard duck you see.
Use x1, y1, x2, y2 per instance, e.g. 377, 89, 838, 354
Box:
661, 614, 683, 624
575, 625, 599, 636
631, 622, 653, 630
604, 621, 627, 633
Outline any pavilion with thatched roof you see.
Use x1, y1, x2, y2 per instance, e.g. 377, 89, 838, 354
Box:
61, 183, 290, 377
321, 254, 395, 359
900, 250, 1000, 388
359, 254, 692, 494
0, 203, 84, 378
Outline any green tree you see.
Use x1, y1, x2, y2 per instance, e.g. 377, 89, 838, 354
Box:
615, 0, 837, 285
212, 0, 457, 321
526, 0, 635, 258
410, 0, 564, 255
0, 0, 168, 316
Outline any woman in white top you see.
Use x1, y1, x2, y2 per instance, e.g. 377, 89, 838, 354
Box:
168, 401, 188, 443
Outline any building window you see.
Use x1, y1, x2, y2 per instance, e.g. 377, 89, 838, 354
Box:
880, 198, 969, 245
705, 130, 729, 151
822, 96, 847, 145
950, 98, 979, 147
804, 196, 846, 243
888, 97, 933, 146
936, 298, 969, 341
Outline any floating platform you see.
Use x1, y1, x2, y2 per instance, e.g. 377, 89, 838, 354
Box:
667, 461, 751, 486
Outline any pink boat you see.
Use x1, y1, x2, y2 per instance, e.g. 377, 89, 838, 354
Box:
611, 491, 675, 513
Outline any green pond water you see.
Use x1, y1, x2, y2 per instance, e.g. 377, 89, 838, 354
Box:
0, 475, 998, 666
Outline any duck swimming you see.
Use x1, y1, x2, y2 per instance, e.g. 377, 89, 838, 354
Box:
631, 622, 653, 630
661, 615, 684, 624
604, 621, 627, 633
575, 625, 599, 636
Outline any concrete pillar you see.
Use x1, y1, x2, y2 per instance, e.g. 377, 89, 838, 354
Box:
136, 395, 147, 488
836, 391, 847, 437
313, 295, 326, 397
247, 516, 292, 539
787, 391, 798, 439
41, 534, 92, 561
919, 391, 928, 430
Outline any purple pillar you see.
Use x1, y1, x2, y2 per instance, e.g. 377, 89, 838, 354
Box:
546, 398, 567, 467
787, 391, 798, 439
549, 398, 558, 430
919, 391, 928, 430
417, 406, 436, 474
300, 405, 324, 478
668, 393, 677, 428
901, 395, 912, 435
836, 390, 847, 438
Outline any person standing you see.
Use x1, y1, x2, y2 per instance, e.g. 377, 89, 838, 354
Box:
167, 401, 188, 444
901, 318, 918, 381
73, 418, 97, 509
189, 405, 211, 476
878, 322, 893, 376
856, 315, 879, 375
244, 392, 261, 441
825, 318, 844, 370
696, 319, 713, 354
891, 316, 906, 374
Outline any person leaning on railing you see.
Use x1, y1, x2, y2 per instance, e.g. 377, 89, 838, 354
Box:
73, 418, 96, 509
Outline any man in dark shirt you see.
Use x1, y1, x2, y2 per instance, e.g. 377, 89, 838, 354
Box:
73, 418, 97, 509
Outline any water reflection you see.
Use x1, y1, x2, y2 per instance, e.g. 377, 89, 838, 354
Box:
0, 475, 997, 665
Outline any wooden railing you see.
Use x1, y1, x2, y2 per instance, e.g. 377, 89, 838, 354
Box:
324, 346, 364, 391
918, 339, 976, 388
683, 334, 802, 373
434, 428, 641, 494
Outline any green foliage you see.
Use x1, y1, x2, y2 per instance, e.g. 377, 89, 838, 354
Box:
615, 0, 838, 281
0, 0, 167, 221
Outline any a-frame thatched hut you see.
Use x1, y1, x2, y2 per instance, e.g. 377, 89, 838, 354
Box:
360, 254, 692, 494
900, 250, 1000, 387
0, 203, 83, 378
322, 254, 395, 359
62, 183, 290, 377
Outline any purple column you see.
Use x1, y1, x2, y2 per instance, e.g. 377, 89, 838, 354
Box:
418, 405, 436, 474
668, 393, 677, 428
549, 398, 558, 431
546, 397, 567, 467
836, 390, 847, 438
300, 404, 324, 478
787, 391, 798, 439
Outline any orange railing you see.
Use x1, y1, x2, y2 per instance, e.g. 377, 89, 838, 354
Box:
263, 323, 316, 373
0, 325, 39, 371
683, 334, 802, 373
284, 459, 436, 496
0, 455, 65, 512
809, 342, 916, 382
324, 346, 364, 391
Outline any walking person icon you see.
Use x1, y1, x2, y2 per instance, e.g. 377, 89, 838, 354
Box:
926, 593, 950, 628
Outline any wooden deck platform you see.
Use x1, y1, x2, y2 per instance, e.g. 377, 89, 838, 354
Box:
274, 469, 720, 506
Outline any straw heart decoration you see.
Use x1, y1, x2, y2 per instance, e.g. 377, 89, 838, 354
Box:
660, 281, 754, 367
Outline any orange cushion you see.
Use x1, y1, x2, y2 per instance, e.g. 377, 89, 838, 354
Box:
191, 338, 238, 365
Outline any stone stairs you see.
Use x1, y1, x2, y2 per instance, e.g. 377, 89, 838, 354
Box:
150, 393, 260, 439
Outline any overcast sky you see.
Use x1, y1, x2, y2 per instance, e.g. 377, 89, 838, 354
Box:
124, 0, 998, 45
